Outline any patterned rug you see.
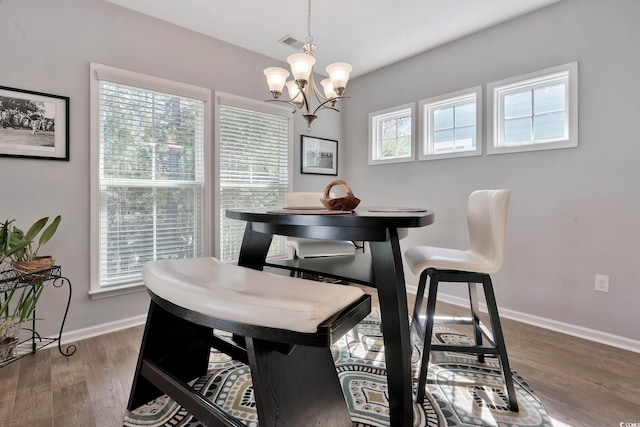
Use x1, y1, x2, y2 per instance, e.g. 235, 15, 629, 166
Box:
124, 310, 552, 426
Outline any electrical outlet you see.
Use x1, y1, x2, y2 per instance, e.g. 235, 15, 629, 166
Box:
595, 274, 609, 293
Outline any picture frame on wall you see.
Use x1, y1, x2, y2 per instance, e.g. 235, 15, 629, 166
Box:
301, 135, 338, 175
0, 86, 70, 161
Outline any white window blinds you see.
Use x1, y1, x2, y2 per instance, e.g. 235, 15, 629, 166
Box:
93, 65, 207, 289
218, 99, 291, 263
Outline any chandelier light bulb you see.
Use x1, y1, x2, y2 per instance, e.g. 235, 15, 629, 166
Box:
263, 67, 290, 97
326, 63, 353, 94
287, 53, 316, 83
286, 81, 304, 107
320, 79, 337, 99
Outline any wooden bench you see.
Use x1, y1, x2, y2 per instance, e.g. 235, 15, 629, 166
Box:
127, 257, 371, 426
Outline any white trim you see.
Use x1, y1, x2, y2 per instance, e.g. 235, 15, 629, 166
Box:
368, 102, 416, 165
92, 63, 210, 101
405, 284, 640, 354
487, 62, 578, 155
58, 314, 147, 346
61, 284, 640, 354
418, 86, 483, 161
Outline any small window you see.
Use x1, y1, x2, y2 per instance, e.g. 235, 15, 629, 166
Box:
488, 62, 578, 155
419, 86, 482, 160
368, 103, 415, 165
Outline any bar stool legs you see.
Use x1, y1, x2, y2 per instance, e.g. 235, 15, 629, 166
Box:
411, 268, 519, 412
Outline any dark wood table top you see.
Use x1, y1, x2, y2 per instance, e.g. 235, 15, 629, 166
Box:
226, 208, 435, 242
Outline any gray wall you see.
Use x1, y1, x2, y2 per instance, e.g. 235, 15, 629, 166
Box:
342, 0, 640, 341
0, 0, 340, 337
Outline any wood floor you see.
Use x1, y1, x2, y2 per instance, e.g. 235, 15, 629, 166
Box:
0, 290, 638, 426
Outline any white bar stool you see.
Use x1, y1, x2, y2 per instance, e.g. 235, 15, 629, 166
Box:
404, 189, 518, 412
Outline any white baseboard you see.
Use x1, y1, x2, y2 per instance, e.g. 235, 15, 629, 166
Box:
57, 287, 640, 355
406, 285, 640, 354
58, 314, 147, 345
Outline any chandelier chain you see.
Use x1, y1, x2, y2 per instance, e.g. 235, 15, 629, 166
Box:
306, 0, 313, 43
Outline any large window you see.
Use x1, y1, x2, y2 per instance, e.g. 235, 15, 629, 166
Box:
215, 93, 292, 263
419, 86, 482, 160
90, 63, 210, 297
368, 103, 415, 165
487, 62, 578, 155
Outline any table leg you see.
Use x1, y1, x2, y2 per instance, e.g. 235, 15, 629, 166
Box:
237, 222, 273, 270
369, 228, 414, 427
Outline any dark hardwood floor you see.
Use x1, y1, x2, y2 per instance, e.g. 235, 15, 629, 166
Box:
0, 289, 638, 426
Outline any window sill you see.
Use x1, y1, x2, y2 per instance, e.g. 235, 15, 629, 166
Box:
487, 138, 578, 155
89, 282, 147, 300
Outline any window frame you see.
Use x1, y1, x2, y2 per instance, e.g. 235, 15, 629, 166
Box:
418, 86, 482, 161
368, 102, 416, 165
487, 62, 578, 155
213, 91, 293, 262
89, 63, 212, 299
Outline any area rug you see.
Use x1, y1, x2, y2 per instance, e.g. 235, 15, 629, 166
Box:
124, 310, 552, 426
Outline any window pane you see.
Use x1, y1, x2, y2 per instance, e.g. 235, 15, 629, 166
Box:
455, 102, 475, 127
100, 84, 203, 181
434, 129, 454, 152
534, 111, 565, 140
396, 136, 411, 157
433, 107, 453, 130
377, 112, 411, 159
381, 118, 397, 139
397, 116, 411, 136
381, 138, 398, 158
534, 83, 565, 114
103, 186, 202, 286
454, 125, 476, 150
504, 91, 532, 119
504, 117, 532, 144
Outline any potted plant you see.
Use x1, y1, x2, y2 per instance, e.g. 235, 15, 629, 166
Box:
0, 283, 44, 361
0, 216, 60, 361
5, 216, 61, 280
0, 219, 28, 267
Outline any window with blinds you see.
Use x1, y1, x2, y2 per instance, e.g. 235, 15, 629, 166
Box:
90, 63, 210, 294
217, 96, 292, 263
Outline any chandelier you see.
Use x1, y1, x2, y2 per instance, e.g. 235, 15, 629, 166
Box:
263, 0, 353, 131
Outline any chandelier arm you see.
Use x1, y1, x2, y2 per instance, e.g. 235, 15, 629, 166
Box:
311, 96, 350, 115
296, 85, 314, 116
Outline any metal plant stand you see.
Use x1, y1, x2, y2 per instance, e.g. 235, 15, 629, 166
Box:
0, 265, 75, 367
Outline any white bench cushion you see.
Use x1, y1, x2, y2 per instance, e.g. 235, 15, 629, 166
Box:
143, 257, 365, 334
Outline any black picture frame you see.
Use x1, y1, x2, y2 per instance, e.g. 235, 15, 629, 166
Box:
301, 135, 338, 175
0, 86, 70, 161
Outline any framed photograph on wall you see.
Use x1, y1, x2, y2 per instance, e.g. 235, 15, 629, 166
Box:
301, 135, 338, 175
0, 86, 70, 161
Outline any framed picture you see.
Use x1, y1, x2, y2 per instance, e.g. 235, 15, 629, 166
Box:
301, 135, 338, 175
0, 86, 70, 161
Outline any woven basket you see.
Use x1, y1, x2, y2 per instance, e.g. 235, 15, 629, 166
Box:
320, 180, 361, 211
12, 256, 55, 282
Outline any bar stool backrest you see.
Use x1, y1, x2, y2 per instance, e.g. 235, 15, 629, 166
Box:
467, 189, 511, 273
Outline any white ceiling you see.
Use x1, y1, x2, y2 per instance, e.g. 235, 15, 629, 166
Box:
106, 0, 560, 77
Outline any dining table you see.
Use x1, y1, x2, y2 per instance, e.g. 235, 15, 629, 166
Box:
226, 207, 435, 427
